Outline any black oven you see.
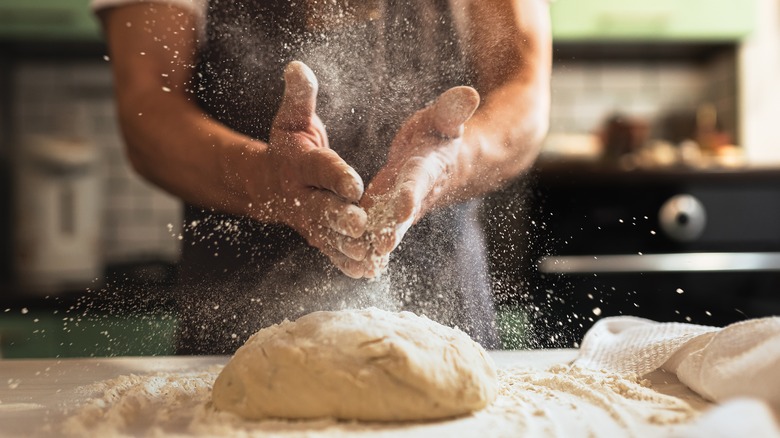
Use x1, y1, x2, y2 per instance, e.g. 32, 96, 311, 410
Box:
495, 162, 780, 348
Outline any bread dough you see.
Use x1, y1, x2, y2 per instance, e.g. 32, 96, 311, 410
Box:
211, 307, 498, 422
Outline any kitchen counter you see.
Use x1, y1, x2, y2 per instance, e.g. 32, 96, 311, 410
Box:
0, 355, 226, 437
0, 350, 713, 437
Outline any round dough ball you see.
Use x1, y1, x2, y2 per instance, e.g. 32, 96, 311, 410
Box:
212, 307, 498, 422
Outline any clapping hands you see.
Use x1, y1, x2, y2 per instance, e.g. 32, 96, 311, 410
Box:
269, 61, 480, 279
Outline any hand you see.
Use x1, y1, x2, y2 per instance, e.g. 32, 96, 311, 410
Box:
358, 86, 481, 278
244, 61, 369, 278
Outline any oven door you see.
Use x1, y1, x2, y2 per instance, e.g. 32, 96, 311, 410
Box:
517, 164, 780, 347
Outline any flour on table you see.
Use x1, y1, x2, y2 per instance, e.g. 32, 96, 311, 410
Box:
61, 369, 218, 437
60, 364, 703, 437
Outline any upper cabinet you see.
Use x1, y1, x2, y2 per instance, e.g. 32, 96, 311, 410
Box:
0, 0, 99, 41
0, 0, 758, 43
551, 0, 757, 42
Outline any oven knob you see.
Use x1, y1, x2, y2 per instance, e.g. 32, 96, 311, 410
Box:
659, 194, 706, 242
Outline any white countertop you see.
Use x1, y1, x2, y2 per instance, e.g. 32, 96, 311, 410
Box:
0, 350, 712, 437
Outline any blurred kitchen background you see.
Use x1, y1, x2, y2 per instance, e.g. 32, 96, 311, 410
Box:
1, 0, 779, 356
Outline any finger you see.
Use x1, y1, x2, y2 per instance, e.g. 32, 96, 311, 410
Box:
367, 189, 413, 255
396, 164, 427, 218
361, 170, 394, 212
426, 86, 480, 138
322, 247, 366, 279
325, 202, 368, 239
371, 156, 445, 254
303, 223, 367, 267
341, 236, 370, 261
275, 61, 318, 131
313, 189, 367, 237
373, 211, 414, 255
303, 190, 369, 258
326, 231, 370, 261
301, 148, 364, 202
395, 154, 447, 220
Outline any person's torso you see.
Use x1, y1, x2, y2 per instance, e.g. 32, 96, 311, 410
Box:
196, 0, 469, 180
174, 0, 499, 351
186, 0, 473, 277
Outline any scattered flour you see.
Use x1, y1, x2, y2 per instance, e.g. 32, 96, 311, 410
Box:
363, 191, 415, 277
362, 194, 397, 276
59, 364, 700, 437
61, 368, 219, 437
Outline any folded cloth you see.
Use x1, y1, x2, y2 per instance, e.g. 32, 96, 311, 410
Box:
575, 316, 780, 407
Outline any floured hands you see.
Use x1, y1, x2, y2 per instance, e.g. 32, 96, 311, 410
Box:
247, 61, 369, 277
354, 87, 481, 278
253, 63, 480, 279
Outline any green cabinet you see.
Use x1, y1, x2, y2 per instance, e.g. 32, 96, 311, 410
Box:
0, 0, 100, 41
0, 310, 177, 358
551, 0, 756, 42
0, 0, 759, 43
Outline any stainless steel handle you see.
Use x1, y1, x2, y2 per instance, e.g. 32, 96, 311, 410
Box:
539, 252, 780, 274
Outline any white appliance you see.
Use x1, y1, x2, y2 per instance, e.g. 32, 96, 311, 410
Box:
13, 134, 103, 294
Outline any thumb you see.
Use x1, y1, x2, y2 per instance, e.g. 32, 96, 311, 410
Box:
275, 61, 319, 130
426, 86, 480, 138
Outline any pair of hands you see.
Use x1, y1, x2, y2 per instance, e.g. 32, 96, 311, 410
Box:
248, 61, 479, 279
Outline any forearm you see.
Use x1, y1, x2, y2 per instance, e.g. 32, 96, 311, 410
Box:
116, 89, 263, 217
101, 3, 263, 218
453, 70, 550, 199
443, 0, 551, 204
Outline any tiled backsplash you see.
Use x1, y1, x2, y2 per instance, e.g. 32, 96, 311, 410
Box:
549, 52, 737, 142
13, 61, 182, 264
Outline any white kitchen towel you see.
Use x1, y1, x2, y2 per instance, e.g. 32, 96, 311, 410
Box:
575, 316, 780, 407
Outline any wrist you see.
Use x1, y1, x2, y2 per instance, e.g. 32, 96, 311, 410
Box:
219, 136, 272, 218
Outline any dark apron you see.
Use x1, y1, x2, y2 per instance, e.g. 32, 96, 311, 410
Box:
176, 0, 499, 354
